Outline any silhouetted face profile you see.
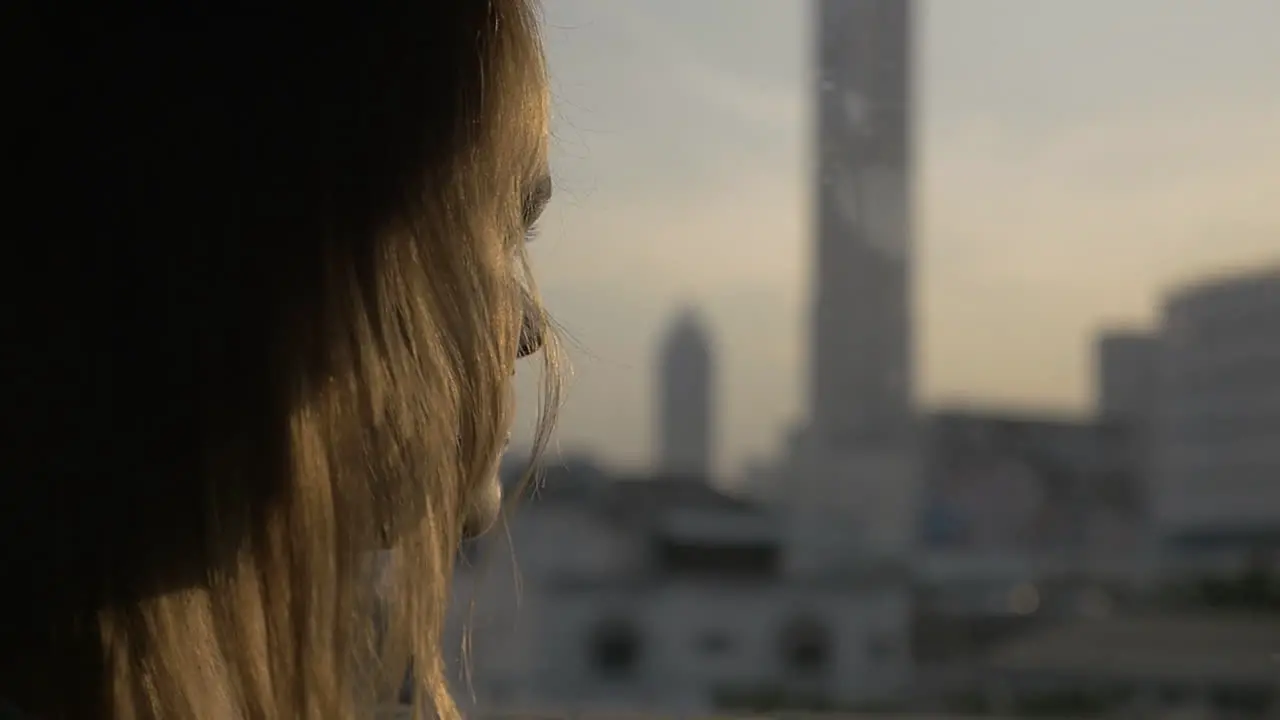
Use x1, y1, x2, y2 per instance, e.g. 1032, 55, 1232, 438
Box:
3, 3, 564, 718
464, 176, 554, 539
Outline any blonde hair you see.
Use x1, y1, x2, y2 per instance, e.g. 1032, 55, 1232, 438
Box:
1, 2, 559, 719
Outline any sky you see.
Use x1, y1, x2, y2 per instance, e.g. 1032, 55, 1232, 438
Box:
512, 0, 1280, 479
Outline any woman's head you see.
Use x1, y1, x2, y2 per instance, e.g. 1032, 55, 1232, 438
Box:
3, 2, 558, 718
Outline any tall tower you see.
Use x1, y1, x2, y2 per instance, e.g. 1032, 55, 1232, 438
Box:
780, 0, 917, 564
656, 309, 715, 479
810, 0, 914, 448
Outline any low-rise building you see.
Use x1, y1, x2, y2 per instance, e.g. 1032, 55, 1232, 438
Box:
447, 473, 913, 715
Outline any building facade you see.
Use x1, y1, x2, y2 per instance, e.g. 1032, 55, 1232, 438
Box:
1151, 266, 1280, 572
447, 475, 912, 715
918, 409, 1145, 575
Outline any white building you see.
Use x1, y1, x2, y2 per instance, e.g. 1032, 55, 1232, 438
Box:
446, 476, 913, 715
655, 310, 715, 479
1151, 266, 1280, 573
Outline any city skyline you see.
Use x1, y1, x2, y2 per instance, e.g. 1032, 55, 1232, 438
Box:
514, 0, 1280, 476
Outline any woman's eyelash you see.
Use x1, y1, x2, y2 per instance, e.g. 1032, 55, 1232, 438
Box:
524, 221, 541, 243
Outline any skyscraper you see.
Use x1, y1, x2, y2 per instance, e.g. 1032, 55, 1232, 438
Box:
656, 309, 715, 479
811, 0, 914, 448
776, 0, 917, 562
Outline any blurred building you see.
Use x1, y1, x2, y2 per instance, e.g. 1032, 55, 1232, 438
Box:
768, 0, 920, 563
655, 309, 715, 479
910, 408, 1149, 700
810, 0, 913, 448
1094, 331, 1159, 538
918, 408, 1145, 579
1151, 266, 1280, 575
448, 470, 911, 714
1096, 330, 1158, 426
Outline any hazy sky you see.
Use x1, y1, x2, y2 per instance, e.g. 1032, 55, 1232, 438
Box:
513, 0, 1280, 478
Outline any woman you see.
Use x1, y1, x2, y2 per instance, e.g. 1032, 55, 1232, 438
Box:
1, 2, 560, 719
